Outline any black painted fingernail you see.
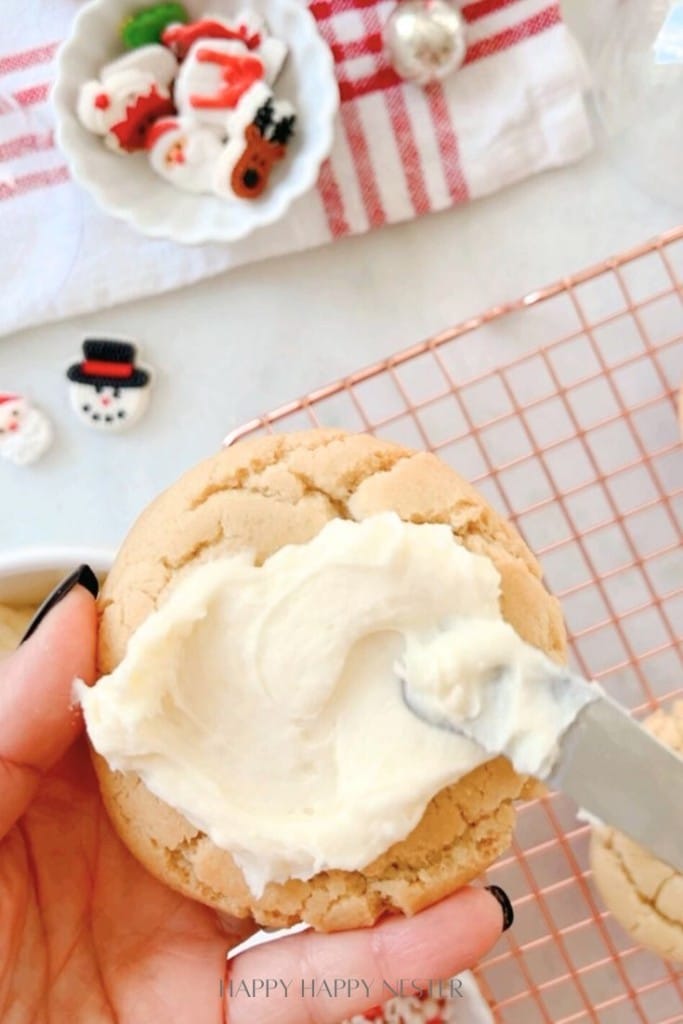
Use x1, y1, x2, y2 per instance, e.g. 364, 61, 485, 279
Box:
20, 565, 99, 645
485, 885, 514, 932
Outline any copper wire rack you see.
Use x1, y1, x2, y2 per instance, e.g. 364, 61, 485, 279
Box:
226, 226, 683, 1024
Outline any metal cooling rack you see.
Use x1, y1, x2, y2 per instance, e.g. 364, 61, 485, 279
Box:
226, 226, 683, 1024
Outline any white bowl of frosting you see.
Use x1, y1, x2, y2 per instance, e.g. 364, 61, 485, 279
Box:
53, 0, 339, 244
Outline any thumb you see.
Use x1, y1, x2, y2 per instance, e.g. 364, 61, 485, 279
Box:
0, 568, 98, 839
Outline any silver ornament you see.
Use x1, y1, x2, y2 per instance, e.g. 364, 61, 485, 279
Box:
384, 0, 467, 86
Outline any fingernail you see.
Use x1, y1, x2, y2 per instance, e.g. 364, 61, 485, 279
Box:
20, 565, 99, 645
485, 885, 514, 932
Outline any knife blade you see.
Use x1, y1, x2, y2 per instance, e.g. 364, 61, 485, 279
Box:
400, 659, 683, 873
547, 691, 683, 873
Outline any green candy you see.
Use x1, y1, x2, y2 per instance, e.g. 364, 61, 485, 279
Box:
120, 3, 189, 49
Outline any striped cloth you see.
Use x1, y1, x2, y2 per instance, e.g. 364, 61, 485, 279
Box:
0, 0, 592, 337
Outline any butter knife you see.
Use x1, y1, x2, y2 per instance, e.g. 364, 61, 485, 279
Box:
401, 669, 683, 874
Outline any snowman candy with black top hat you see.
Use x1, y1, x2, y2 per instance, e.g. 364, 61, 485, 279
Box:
67, 340, 152, 432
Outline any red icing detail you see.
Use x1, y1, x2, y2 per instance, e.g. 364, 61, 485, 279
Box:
109, 86, 176, 152
145, 117, 179, 150
101, 397, 112, 407
162, 20, 261, 59
362, 1009, 384, 1020
0, 394, 19, 404
8, 421, 18, 432
83, 360, 133, 378
190, 50, 264, 110
94, 92, 110, 110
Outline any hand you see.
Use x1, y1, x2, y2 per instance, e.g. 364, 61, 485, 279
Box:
1, 573, 511, 1024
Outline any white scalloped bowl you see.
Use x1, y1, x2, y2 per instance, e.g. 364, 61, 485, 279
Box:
53, 0, 339, 244
0, 548, 114, 605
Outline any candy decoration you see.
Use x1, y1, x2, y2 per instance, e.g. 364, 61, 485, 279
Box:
147, 116, 223, 192
346, 990, 463, 1022
383, 0, 467, 86
175, 35, 287, 127
101, 44, 178, 86
121, 3, 189, 50
110, 82, 175, 151
214, 85, 296, 200
162, 17, 262, 59
78, 46, 178, 153
175, 39, 261, 126
66, 340, 153, 433
190, 48, 264, 110
0, 394, 53, 466
75, 11, 296, 201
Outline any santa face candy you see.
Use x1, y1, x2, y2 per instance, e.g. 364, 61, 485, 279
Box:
0, 393, 53, 466
147, 116, 222, 192
66, 340, 152, 433
76, 6, 297, 201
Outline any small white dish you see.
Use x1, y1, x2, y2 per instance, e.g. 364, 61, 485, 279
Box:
53, 0, 339, 244
0, 548, 114, 605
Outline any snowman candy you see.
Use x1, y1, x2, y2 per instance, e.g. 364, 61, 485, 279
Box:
0, 394, 53, 466
66, 340, 153, 432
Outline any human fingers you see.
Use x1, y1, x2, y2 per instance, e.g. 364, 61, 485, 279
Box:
225, 885, 512, 1024
0, 568, 98, 838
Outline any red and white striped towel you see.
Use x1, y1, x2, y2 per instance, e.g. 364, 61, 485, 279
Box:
0, 0, 591, 338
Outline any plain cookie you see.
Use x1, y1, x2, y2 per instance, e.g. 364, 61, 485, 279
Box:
95, 429, 567, 931
590, 701, 683, 963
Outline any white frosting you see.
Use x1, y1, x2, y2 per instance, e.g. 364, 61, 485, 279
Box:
400, 620, 597, 779
77, 513, 584, 897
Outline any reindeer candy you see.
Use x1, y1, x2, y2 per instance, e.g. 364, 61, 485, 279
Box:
213, 82, 296, 200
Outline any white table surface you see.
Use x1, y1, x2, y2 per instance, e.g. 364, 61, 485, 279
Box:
1, 0, 680, 556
